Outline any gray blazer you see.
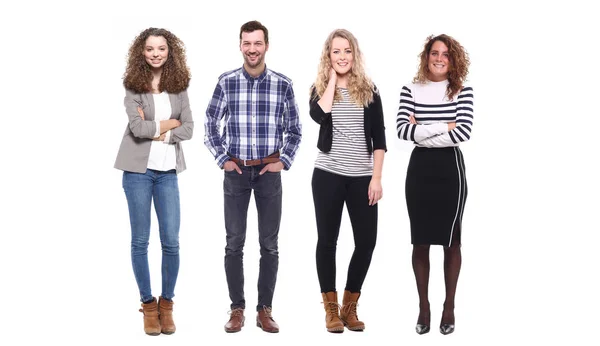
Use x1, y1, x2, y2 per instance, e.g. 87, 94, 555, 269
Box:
114, 88, 194, 174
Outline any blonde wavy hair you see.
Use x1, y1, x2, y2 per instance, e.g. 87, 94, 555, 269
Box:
311, 29, 374, 107
413, 34, 470, 100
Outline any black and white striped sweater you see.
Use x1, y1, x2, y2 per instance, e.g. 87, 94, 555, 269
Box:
396, 80, 474, 147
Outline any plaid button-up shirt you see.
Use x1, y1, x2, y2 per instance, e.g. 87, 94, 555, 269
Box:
204, 66, 302, 169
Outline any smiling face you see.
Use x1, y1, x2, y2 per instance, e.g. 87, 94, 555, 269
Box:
143, 35, 169, 70
427, 40, 450, 81
330, 36, 353, 76
240, 29, 268, 70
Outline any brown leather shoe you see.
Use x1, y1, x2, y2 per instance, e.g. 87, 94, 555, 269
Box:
139, 297, 161, 336
340, 290, 365, 331
158, 297, 176, 334
256, 306, 279, 333
322, 292, 344, 333
224, 308, 245, 333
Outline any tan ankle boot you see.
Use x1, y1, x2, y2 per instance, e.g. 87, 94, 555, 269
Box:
139, 297, 161, 336
158, 297, 176, 334
340, 290, 365, 331
321, 292, 344, 333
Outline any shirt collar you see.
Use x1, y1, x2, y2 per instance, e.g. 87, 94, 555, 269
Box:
242, 64, 268, 83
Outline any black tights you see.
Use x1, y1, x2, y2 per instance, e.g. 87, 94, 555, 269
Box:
412, 228, 462, 325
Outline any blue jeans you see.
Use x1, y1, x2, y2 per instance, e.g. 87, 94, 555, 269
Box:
123, 169, 180, 302
223, 166, 282, 311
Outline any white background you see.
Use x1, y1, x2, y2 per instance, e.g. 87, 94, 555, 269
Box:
2, 0, 599, 345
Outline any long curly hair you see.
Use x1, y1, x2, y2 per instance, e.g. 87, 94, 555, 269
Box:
413, 34, 470, 100
123, 28, 191, 93
311, 29, 374, 107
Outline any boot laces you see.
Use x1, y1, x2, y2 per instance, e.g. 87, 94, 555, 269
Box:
346, 301, 359, 319
322, 301, 341, 321
228, 308, 244, 317
261, 305, 275, 320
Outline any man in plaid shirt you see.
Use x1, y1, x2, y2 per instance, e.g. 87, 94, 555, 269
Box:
204, 20, 302, 334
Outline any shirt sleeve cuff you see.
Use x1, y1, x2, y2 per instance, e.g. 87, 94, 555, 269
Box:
217, 154, 230, 168
154, 120, 161, 138
280, 155, 291, 170
163, 130, 171, 143
435, 122, 448, 134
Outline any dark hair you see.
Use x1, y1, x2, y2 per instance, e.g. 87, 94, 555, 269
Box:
123, 27, 191, 93
413, 34, 470, 100
239, 20, 269, 44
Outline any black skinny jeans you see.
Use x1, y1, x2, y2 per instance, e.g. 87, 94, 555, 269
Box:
312, 168, 378, 293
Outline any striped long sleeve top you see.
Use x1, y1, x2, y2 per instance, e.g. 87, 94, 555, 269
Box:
396, 80, 474, 147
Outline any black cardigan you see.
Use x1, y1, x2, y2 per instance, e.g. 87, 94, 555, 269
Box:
309, 86, 387, 154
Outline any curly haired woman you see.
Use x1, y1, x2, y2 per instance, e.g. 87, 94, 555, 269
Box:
396, 34, 473, 335
309, 29, 387, 333
114, 27, 193, 336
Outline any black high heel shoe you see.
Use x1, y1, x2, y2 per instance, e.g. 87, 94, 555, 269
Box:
415, 324, 430, 334
440, 307, 455, 335
415, 309, 431, 335
439, 323, 455, 335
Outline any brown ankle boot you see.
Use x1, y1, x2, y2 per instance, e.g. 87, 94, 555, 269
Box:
158, 297, 176, 334
256, 306, 279, 333
340, 290, 365, 331
139, 297, 161, 336
322, 292, 344, 333
224, 308, 245, 333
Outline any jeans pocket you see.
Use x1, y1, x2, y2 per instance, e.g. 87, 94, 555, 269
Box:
224, 169, 242, 175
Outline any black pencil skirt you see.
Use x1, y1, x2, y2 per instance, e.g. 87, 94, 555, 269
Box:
405, 146, 467, 246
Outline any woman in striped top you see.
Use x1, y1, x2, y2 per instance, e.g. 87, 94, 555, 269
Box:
309, 29, 387, 333
396, 34, 473, 335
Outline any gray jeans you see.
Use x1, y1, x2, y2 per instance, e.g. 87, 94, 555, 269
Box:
223, 165, 282, 311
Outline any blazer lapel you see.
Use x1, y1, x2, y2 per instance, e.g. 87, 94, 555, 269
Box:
168, 93, 179, 119
143, 93, 156, 121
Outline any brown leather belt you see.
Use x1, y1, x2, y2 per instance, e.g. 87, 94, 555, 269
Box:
229, 152, 280, 167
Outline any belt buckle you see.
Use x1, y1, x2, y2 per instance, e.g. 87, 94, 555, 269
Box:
243, 159, 248, 166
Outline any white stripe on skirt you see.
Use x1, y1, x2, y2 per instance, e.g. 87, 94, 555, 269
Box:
449, 147, 463, 247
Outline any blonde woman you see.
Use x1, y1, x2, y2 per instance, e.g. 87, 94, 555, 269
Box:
309, 29, 386, 333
